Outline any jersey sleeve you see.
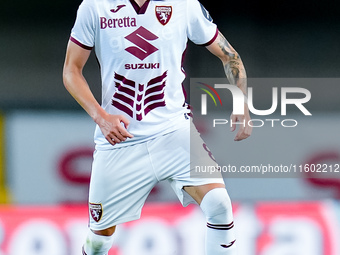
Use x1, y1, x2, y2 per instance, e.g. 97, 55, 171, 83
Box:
70, 0, 97, 50
186, 0, 218, 46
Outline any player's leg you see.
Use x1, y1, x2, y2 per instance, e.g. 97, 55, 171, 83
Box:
82, 227, 116, 255
184, 184, 237, 255
180, 118, 237, 254
83, 144, 158, 255
147, 116, 237, 254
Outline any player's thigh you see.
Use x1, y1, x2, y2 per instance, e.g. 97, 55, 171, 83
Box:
89, 145, 158, 230
155, 119, 225, 206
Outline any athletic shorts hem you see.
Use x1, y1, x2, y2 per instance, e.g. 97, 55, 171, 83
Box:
89, 214, 141, 230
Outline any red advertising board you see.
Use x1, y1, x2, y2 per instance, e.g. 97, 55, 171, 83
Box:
0, 202, 339, 255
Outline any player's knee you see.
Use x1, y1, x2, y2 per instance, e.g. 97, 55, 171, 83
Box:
200, 188, 233, 224
83, 229, 115, 255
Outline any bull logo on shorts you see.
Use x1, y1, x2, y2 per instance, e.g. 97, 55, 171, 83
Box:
155, 6, 172, 26
89, 203, 103, 222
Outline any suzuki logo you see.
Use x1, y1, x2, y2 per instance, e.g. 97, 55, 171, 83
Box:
125, 26, 159, 60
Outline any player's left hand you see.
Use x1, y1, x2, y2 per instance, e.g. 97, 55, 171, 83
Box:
230, 103, 252, 141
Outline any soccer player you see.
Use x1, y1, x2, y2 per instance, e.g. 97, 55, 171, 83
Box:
63, 0, 252, 254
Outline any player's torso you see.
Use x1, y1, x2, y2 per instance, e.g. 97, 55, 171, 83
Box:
93, 0, 188, 117
90, 0, 190, 148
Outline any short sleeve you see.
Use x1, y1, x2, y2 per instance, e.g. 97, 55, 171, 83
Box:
70, 0, 97, 50
186, 0, 218, 46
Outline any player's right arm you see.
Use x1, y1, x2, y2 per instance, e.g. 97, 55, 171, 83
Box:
63, 41, 133, 146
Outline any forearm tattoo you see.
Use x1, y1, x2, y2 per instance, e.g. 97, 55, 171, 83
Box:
217, 31, 247, 94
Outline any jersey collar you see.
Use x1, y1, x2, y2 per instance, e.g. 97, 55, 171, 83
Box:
129, 0, 151, 15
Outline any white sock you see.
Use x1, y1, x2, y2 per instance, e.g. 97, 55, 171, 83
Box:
82, 230, 114, 255
200, 188, 237, 255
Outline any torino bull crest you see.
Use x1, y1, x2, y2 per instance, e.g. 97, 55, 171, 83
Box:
89, 203, 103, 223
155, 6, 172, 26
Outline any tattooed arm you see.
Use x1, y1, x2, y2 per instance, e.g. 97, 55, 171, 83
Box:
206, 31, 252, 141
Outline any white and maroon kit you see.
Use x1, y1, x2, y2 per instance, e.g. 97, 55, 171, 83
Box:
71, 0, 218, 150
70, 0, 223, 229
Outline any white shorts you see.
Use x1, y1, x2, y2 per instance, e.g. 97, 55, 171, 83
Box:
88, 118, 224, 230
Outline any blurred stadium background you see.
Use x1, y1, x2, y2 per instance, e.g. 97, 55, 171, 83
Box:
0, 0, 340, 254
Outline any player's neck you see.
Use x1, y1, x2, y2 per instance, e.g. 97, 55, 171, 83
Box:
133, 0, 148, 8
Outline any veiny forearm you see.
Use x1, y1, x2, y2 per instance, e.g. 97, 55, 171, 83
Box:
63, 69, 106, 123
63, 67, 133, 145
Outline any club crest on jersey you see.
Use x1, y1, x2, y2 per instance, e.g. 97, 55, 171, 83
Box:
89, 203, 103, 223
155, 6, 172, 26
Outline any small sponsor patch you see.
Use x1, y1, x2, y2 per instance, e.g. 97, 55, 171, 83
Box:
199, 3, 213, 22
155, 6, 172, 25
89, 203, 103, 222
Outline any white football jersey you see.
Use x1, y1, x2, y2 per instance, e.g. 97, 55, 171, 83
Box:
71, 0, 218, 150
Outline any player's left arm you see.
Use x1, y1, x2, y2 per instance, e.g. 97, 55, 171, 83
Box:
206, 30, 252, 141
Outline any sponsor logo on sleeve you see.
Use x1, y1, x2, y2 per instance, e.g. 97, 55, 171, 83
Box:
199, 3, 213, 22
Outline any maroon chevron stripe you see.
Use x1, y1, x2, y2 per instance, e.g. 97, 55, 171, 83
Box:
136, 94, 143, 102
136, 113, 143, 121
114, 73, 135, 87
115, 82, 135, 97
111, 72, 168, 121
136, 103, 142, 112
112, 100, 133, 118
144, 102, 166, 116
145, 82, 165, 96
144, 94, 164, 105
113, 93, 134, 107
147, 71, 167, 86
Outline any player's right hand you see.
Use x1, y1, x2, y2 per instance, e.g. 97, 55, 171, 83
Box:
97, 113, 134, 146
